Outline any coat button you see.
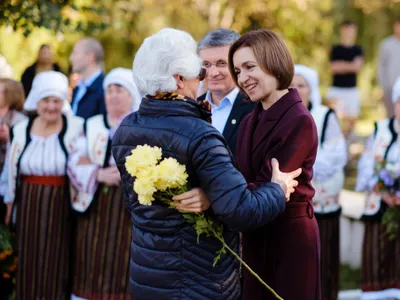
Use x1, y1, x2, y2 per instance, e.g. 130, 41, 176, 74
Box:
231, 119, 237, 125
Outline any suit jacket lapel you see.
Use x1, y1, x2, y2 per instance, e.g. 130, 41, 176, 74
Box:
222, 92, 249, 143
74, 73, 104, 108
71, 87, 79, 107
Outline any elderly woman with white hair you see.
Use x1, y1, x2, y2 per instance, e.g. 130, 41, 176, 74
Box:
291, 65, 347, 300
355, 76, 400, 300
68, 67, 141, 300
111, 28, 301, 299
3, 70, 84, 299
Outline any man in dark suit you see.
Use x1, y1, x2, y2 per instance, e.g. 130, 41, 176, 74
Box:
69, 37, 106, 120
197, 29, 255, 157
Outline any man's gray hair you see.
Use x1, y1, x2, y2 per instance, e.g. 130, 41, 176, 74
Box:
81, 37, 105, 66
197, 28, 240, 52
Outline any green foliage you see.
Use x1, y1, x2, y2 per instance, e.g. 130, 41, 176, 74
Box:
1, 0, 400, 110
182, 211, 225, 262
0, 0, 109, 36
382, 206, 400, 241
0, 225, 18, 284
0, 226, 12, 251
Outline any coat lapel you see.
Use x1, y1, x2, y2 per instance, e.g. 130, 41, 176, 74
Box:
222, 92, 250, 144
251, 89, 303, 154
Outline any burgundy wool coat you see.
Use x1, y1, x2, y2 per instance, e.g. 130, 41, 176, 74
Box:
236, 89, 321, 300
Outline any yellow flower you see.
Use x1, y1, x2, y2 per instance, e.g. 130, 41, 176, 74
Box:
125, 144, 162, 177
137, 167, 159, 182
137, 192, 155, 206
155, 157, 188, 190
134, 177, 157, 206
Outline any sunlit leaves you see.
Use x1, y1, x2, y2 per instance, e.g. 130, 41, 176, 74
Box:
0, 0, 109, 36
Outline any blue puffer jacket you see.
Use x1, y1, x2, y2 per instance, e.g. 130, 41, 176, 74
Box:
112, 97, 286, 300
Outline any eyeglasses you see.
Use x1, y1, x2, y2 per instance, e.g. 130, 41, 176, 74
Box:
202, 61, 228, 69
197, 67, 207, 81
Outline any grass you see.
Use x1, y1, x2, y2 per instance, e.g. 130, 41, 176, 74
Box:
340, 265, 361, 290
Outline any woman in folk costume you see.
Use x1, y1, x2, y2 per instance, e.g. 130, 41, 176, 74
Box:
3, 71, 84, 299
0, 79, 26, 172
355, 77, 400, 300
291, 65, 347, 300
68, 68, 141, 300
0, 79, 27, 221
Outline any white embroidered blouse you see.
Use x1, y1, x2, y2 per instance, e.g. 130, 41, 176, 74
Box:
19, 133, 67, 176
356, 133, 400, 192
1, 133, 67, 203
313, 113, 347, 181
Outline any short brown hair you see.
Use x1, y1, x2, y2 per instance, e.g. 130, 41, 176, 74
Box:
228, 29, 294, 90
0, 78, 25, 111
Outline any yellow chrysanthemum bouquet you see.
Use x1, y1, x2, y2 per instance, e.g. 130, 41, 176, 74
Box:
125, 144, 282, 299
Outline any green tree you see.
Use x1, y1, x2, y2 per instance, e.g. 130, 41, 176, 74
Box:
0, 0, 109, 37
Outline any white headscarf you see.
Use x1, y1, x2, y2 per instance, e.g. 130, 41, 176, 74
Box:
0, 55, 13, 79
294, 65, 322, 107
103, 68, 142, 112
24, 71, 72, 116
392, 76, 400, 104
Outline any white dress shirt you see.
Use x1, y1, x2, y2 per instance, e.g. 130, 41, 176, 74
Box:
206, 87, 239, 134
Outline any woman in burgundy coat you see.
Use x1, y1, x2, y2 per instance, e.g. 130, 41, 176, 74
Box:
228, 29, 321, 300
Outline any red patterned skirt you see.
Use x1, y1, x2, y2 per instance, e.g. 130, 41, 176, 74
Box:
16, 175, 71, 300
361, 220, 400, 293
316, 212, 340, 300
72, 185, 133, 300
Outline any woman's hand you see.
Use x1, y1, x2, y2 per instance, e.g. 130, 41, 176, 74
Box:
382, 192, 400, 206
271, 158, 302, 201
5, 202, 13, 225
172, 188, 210, 213
97, 166, 121, 186
0, 124, 10, 143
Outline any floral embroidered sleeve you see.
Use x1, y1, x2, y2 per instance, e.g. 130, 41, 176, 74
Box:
0, 159, 9, 202
355, 134, 375, 192
67, 133, 100, 195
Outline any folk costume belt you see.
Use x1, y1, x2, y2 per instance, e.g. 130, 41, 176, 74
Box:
21, 175, 66, 187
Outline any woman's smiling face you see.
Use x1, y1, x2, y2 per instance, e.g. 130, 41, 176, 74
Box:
232, 47, 278, 103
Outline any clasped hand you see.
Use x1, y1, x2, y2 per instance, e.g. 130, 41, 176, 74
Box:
270, 158, 302, 201
382, 192, 400, 206
172, 158, 302, 213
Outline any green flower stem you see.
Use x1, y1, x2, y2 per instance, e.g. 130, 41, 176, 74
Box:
212, 230, 283, 300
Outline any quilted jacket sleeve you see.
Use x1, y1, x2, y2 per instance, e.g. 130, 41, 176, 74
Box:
190, 132, 286, 232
